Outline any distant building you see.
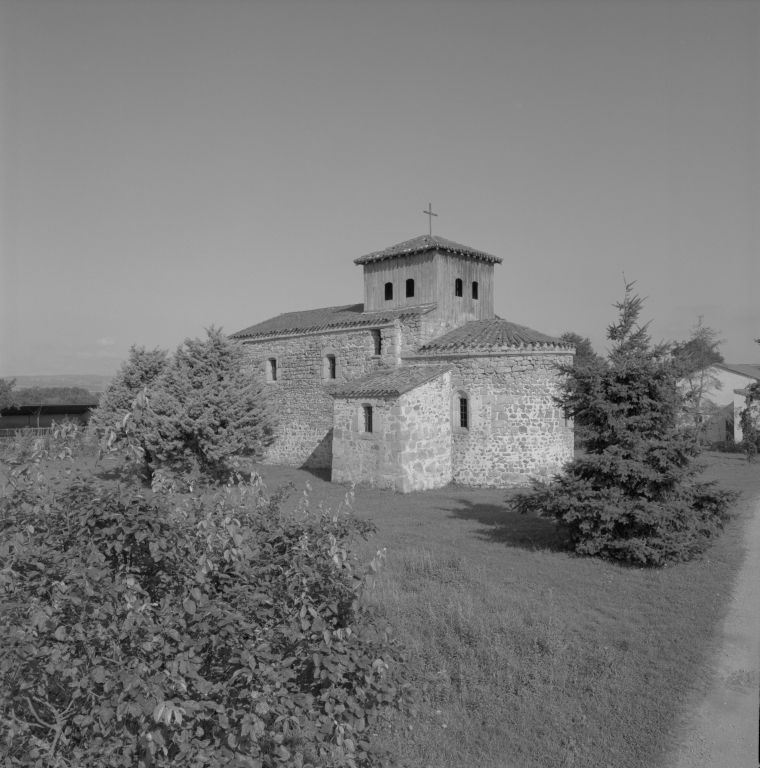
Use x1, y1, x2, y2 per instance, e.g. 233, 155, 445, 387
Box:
0, 403, 98, 431
688, 363, 760, 442
231, 234, 575, 492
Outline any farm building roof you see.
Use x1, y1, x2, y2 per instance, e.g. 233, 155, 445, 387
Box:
354, 235, 502, 265
230, 303, 436, 340
0, 404, 98, 416
329, 365, 452, 398
416, 319, 573, 353
715, 363, 760, 379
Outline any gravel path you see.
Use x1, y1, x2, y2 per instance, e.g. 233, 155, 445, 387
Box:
668, 493, 760, 768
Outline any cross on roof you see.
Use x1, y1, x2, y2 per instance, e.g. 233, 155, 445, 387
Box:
423, 203, 438, 235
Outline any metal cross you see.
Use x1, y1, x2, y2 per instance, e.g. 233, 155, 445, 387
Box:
423, 203, 438, 235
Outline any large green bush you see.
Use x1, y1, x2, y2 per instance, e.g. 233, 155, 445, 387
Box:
1, 425, 414, 767
513, 283, 738, 565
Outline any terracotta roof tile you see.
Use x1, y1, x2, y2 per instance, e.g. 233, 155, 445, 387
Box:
230, 303, 435, 340
329, 365, 452, 398
417, 319, 572, 352
354, 235, 502, 265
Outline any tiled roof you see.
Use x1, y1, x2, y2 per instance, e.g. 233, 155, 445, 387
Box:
230, 303, 435, 340
354, 235, 502, 265
417, 319, 572, 352
715, 363, 760, 380
329, 365, 452, 398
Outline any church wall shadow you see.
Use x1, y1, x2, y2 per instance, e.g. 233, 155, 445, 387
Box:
300, 429, 333, 482
445, 497, 571, 553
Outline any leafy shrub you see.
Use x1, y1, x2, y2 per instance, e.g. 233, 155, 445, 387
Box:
1, 427, 414, 766
513, 283, 738, 565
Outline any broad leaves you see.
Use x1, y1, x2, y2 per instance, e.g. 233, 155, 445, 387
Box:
1, 441, 414, 766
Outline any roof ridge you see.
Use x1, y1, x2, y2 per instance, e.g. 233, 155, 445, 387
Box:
355, 234, 502, 265
417, 317, 573, 352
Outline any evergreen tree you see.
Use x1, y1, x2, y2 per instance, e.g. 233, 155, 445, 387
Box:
91, 346, 169, 429
145, 327, 273, 477
559, 332, 599, 369
559, 332, 602, 445
513, 283, 737, 565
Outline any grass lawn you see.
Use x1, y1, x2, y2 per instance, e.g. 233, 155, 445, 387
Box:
251, 452, 759, 768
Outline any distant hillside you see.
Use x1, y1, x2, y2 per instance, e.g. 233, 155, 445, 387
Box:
7, 374, 113, 394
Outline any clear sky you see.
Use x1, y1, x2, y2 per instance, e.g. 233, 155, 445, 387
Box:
1, 0, 757, 377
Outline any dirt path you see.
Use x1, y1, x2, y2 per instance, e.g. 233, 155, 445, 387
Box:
668, 493, 760, 768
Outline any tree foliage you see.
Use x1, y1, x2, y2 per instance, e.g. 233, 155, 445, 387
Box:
672, 317, 726, 437
559, 332, 599, 370
143, 327, 274, 478
739, 382, 760, 462
513, 283, 738, 565
0, 378, 17, 410
559, 333, 602, 444
1, 419, 415, 767
739, 340, 760, 462
91, 346, 169, 430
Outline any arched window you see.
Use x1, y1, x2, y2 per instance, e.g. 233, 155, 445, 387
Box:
324, 354, 336, 379
406, 278, 415, 298
454, 391, 470, 431
455, 278, 463, 297
472, 281, 479, 300
459, 395, 469, 429
370, 329, 382, 356
322, 349, 339, 381
363, 405, 373, 433
384, 282, 393, 301
266, 358, 278, 382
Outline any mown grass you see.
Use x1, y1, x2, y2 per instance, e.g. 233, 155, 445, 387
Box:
254, 453, 759, 768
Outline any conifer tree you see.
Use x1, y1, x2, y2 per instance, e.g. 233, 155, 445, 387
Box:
92, 346, 169, 429
559, 332, 601, 445
145, 327, 273, 477
513, 282, 737, 565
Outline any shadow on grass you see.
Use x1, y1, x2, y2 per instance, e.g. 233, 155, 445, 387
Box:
299, 466, 332, 483
446, 497, 571, 553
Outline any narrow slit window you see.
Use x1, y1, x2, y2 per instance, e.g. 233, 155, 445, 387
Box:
363, 405, 373, 433
406, 278, 415, 298
459, 397, 468, 429
472, 281, 479, 300
269, 358, 277, 381
455, 278, 463, 297
327, 354, 336, 379
384, 282, 393, 301
371, 329, 382, 355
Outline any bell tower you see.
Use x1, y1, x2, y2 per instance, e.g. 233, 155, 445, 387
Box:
354, 235, 502, 327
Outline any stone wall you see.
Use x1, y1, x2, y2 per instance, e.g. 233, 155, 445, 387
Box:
408, 352, 574, 486
331, 371, 452, 492
241, 324, 400, 467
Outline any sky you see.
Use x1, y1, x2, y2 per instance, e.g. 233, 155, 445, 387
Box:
1, 0, 757, 377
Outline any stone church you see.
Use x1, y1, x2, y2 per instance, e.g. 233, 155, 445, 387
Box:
231, 235, 575, 491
